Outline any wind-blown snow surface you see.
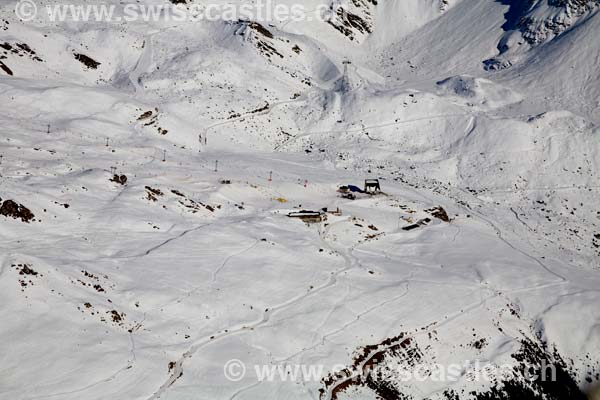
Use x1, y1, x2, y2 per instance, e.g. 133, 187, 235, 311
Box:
1, 1, 599, 399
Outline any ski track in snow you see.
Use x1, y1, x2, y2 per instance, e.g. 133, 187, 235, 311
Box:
322, 289, 501, 400
145, 215, 395, 399
211, 239, 259, 284
144, 201, 565, 399
459, 199, 569, 285
228, 281, 412, 399
25, 362, 135, 400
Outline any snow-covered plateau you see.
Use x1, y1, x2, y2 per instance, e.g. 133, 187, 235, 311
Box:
0, 0, 599, 399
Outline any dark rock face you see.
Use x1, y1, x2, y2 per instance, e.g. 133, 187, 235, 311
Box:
326, 0, 377, 41
0, 199, 34, 222
484, 0, 598, 70
74, 53, 101, 69
320, 330, 593, 400
549, 0, 599, 9
519, 0, 600, 45
110, 174, 128, 185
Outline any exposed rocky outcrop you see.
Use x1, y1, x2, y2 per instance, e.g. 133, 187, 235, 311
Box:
0, 199, 34, 222
326, 0, 378, 42
519, 0, 600, 45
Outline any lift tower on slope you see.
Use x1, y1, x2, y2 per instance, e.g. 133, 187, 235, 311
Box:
341, 58, 352, 93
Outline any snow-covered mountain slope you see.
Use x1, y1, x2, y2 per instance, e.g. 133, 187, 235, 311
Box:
1, 1, 599, 399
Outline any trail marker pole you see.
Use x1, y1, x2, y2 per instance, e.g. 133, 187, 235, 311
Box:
214, 160, 218, 172
47, 124, 51, 134
162, 150, 166, 162
106, 137, 109, 147
268, 171, 272, 182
